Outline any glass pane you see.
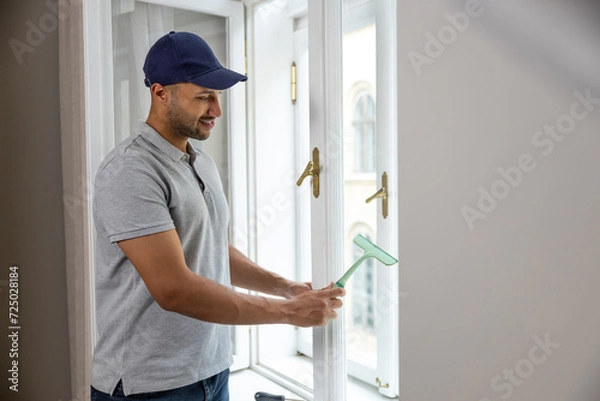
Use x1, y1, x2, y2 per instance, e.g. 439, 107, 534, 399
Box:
342, 0, 379, 384
253, 0, 380, 391
353, 93, 376, 173
111, 1, 230, 197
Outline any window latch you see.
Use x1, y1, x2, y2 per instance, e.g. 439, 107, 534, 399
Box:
365, 171, 389, 218
375, 377, 390, 389
296, 147, 320, 198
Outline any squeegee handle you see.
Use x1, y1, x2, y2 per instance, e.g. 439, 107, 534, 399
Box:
334, 254, 369, 288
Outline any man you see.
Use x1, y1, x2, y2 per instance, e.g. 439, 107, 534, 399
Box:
90, 31, 345, 400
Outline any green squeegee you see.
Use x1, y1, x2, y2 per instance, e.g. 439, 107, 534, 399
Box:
334, 234, 398, 288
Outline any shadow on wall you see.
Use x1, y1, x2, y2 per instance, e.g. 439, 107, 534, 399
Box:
568, 356, 600, 401
413, 0, 600, 93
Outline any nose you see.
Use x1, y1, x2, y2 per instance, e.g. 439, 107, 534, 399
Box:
209, 95, 223, 118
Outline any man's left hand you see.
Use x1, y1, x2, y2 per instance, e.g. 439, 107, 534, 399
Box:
281, 281, 313, 299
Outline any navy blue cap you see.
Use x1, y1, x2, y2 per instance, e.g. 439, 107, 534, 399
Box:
143, 31, 247, 90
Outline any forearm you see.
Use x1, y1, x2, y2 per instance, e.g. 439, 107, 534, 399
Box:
117, 230, 341, 327
166, 268, 343, 328
166, 269, 291, 325
229, 245, 292, 297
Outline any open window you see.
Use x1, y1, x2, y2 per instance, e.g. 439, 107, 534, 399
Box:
83, 0, 398, 399
246, 0, 399, 399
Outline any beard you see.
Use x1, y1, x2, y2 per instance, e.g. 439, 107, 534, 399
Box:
166, 97, 210, 141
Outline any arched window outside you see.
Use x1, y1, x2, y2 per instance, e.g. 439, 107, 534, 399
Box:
351, 230, 376, 333
352, 92, 375, 173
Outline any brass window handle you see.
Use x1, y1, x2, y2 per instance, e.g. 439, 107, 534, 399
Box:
365, 187, 386, 203
375, 377, 390, 389
296, 147, 320, 198
365, 172, 389, 218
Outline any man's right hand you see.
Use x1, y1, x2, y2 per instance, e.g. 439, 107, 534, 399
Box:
281, 282, 345, 327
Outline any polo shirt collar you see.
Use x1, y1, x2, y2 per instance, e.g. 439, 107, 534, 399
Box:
136, 121, 188, 162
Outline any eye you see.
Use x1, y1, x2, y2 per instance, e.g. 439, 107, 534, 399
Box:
196, 96, 210, 101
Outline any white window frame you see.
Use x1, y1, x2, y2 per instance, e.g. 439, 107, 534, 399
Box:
307, 0, 347, 398
243, 1, 399, 400
308, 0, 400, 398
243, 4, 314, 399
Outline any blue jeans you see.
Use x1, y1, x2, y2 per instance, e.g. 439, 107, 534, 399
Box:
91, 369, 229, 401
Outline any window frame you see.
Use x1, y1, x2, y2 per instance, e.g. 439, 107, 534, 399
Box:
245, 0, 400, 399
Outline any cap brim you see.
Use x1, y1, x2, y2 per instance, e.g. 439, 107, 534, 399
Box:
188, 67, 247, 90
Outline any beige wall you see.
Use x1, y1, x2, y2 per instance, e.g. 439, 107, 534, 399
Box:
0, 1, 71, 400
398, 1, 600, 401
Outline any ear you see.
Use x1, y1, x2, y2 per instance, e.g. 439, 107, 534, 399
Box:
150, 83, 169, 103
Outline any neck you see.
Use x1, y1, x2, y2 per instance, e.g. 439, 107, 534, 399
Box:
146, 114, 188, 152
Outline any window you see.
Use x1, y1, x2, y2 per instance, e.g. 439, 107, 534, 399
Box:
248, 0, 399, 399
353, 93, 376, 173
85, 0, 398, 399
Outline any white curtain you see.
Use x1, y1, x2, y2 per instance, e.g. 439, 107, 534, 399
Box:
59, 1, 90, 399
112, 3, 174, 143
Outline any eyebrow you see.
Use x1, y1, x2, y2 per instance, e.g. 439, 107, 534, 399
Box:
194, 90, 221, 96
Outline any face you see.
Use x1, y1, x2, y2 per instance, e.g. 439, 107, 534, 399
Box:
165, 83, 223, 141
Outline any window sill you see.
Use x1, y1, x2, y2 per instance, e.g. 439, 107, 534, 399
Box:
230, 363, 398, 401
230, 368, 304, 400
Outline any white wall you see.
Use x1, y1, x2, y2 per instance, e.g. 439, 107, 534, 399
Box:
397, 1, 600, 400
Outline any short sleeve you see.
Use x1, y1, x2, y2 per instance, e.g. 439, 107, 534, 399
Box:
93, 154, 175, 243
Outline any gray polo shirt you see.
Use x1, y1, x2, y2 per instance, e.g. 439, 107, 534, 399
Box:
91, 122, 233, 395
